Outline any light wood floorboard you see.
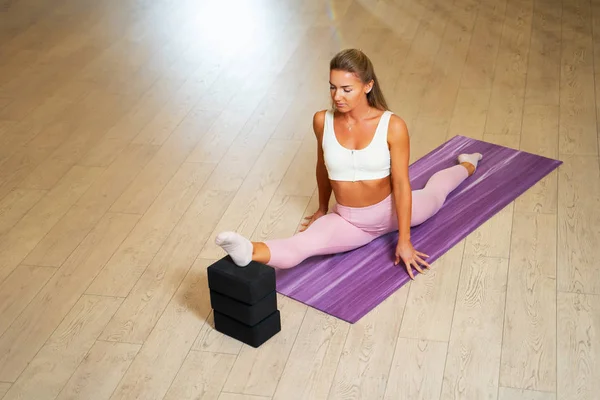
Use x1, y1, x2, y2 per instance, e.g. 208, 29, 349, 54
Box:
0, 0, 596, 399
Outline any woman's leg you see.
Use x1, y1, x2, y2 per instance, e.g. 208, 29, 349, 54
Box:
217, 152, 483, 268
410, 153, 481, 226
216, 211, 377, 269
265, 212, 379, 268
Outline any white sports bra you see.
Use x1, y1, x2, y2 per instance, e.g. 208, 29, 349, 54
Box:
322, 109, 393, 182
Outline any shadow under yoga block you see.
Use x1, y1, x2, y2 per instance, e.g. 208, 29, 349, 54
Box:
214, 310, 282, 348
207, 256, 275, 304
210, 289, 278, 326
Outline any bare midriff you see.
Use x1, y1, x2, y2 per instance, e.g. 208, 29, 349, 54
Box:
331, 176, 392, 208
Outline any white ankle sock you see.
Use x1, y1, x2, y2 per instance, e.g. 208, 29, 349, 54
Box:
458, 152, 483, 169
215, 231, 253, 267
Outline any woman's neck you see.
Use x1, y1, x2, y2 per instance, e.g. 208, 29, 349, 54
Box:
345, 101, 372, 123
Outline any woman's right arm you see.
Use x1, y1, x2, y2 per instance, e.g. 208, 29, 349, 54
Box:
298, 111, 331, 232
313, 110, 332, 212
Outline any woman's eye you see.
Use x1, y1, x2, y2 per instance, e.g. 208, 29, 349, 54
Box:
344, 89, 352, 93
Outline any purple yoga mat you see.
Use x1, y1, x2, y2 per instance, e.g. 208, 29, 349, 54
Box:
275, 135, 562, 323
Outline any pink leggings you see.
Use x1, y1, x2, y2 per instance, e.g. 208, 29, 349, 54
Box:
264, 165, 469, 269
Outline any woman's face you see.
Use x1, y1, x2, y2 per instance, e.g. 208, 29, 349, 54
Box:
329, 69, 373, 112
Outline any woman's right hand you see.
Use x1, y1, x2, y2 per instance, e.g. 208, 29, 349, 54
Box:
299, 208, 327, 232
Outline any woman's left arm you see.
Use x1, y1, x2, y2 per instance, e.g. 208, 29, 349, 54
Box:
388, 115, 430, 279
388, 116, 412, 243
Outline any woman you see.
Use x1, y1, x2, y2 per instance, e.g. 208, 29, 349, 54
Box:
216, 49, 482, 279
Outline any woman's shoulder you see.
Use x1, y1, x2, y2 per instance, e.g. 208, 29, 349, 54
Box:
385, 112, 409, 143
313, 109, 329, 123
312, 109, 329, 136
387, 112, 408, 133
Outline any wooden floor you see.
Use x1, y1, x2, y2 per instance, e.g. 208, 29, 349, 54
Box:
0, 0, 599, 398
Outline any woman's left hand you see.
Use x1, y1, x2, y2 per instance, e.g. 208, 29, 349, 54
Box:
395, 239, 430, 279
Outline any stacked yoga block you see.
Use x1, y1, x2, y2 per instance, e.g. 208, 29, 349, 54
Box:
207, 256, 281, 348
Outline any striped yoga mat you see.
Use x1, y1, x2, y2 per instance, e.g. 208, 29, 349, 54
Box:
275, 135, 562, 323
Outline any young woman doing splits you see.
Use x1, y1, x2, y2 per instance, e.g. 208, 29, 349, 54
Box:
215, 49, 482, 279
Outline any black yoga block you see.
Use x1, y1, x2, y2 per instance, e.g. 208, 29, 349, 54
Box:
210, 289, 277, 326
214, 310, 281, 348
207, 256, 275, 304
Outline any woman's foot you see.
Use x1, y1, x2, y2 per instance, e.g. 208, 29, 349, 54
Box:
458, 153, 483, 176
215, 231, 253, 266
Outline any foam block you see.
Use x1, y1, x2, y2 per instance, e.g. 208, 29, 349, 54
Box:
214, 310, 281, 348
207, 256, 275, 304
210, 289, 277, 326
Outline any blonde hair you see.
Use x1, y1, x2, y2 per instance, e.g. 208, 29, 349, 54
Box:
329, 48, 389, 111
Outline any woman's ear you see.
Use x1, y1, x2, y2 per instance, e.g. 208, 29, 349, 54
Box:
365, 80, 374, 94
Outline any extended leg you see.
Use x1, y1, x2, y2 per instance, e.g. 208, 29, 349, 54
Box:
217, 152, 483, 268
216, 212, 376, 269
411, 153, 482, 226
